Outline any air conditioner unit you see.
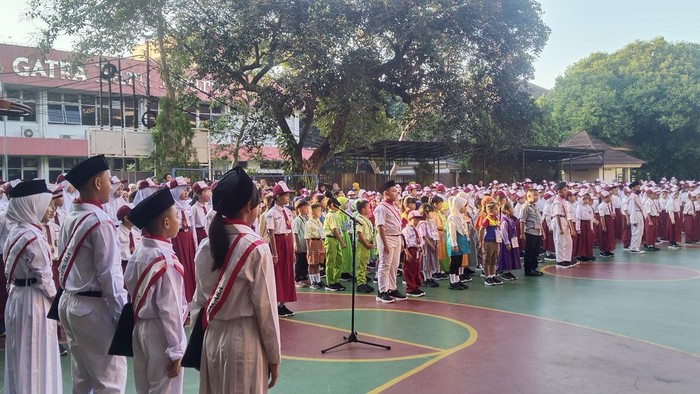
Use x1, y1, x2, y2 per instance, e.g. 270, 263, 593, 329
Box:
21, 126, 37, 138
60, 134, 73, 139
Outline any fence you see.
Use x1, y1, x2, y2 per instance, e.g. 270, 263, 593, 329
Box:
111, 171, 155, 184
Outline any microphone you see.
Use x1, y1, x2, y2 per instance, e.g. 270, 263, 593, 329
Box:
324, 190, 342, 208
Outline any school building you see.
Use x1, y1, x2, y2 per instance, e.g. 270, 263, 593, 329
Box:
0, 43, 300, 183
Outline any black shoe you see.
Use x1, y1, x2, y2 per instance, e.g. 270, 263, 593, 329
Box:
376, 292, 395, 303
424, 279, 439, 288
337, 283, 346, 291
465, 267, 476, 275
340, 273, 353, 282
388, 289, 406, 300
278, 305, 295, 317
492, 276, 504, 285
433, 273, 447, 281
59, 344, 69, 356
484, 277, 496, 286
357, 284, 373, 293
502, 272, 517, 281
397, 269, 403, 277
408, 289, 426, 297
524, 270, 543, 277
449, 282, 465, 290
325, 283, 341, 291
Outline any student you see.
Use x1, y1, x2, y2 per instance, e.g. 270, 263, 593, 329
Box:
191, 180, 212, 245
104, 176, 126, 224
193, 166, 280, 393
575, 194, 597, 262
597, 191, 616, 257
292, 200, 310, 288
418, 204, 440, 288
666, 189, 682, 249
643, 190, 661, 251
125, 188, 188, 393
355, 200, 376, 294
519, 189, 544, 276
3, 180, 62, 393
304, 203, 325, 290
627, 181, 646, 254
446, 196, 470, 290
322, 197, 346, 292
57, 155, 128, 393
374, 181, 405, 303
479, 202, 503, 285
497, 203, 521, 280
337, 196, 354, 282
266, 182, 298, 317
550, 183, 576, 268
52, 185, 67, 227
431, 196, 450, 281
683, 192, 697, 244
116, 204, 142, 272
402, 210, 425, 297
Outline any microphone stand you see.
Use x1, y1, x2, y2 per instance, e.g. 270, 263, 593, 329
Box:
321, 203, 391, 354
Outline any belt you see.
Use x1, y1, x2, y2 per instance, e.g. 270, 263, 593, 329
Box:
309, 238, 322, 240
14, 278, 37, 287
386, 234, 401, 237
76, 291, 103, 298
179, 228, 189, 233
195, 227, 205, 230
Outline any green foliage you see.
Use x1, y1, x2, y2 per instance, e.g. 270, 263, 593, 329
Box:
539, 38, 700, 178
150, 97, 197, 175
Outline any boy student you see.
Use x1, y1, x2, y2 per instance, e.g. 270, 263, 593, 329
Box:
355, 199, 376, 294
57, 154, 128, 393
597, 190, 616, 257
643, 189, 661, 251
519, 189, 544, 276
266, 181, 298, 317
402, 210, 426, 297
125, 188, 188, 393
551, 182, 577, 268
323, 196, 347, 292
374, 180, 406, 303
292, 199, 310, 288
305, 203, 325, 289
627, 181, 646, 254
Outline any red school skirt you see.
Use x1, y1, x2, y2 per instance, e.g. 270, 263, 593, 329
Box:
274, 233, 297, 303
172, 229, 197, 302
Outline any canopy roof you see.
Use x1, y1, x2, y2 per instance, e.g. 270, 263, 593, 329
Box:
334, 140, 454, 161
520, 146, 604, 162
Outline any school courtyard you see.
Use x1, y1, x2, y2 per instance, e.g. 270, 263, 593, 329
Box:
2, 243, 700, 393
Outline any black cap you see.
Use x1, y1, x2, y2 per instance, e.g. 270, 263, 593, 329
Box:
9, 180, 50, 198
65, 155, 109, 190
129, 188, 175, 229
212, 166, 254, 217
380, 180, 397, 193
629, 180, 641, 189
553, 182, 568, 192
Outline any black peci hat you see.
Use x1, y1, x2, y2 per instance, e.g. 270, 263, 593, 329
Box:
629, 180, 641, 189
129, 188, 175, 229
553, 182, 568, 192
380, 180, 397, 193
212, 166, 254, 217
65, 155, 109, 190
9, 179, 50, 198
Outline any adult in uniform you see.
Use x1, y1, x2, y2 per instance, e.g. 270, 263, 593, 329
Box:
627, 181, 646, 254
3, 180, 61, 393
57, 155, 127, 393
374, 180, 406, 303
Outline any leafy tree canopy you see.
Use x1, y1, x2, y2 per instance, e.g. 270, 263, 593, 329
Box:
539, 37, 700, 179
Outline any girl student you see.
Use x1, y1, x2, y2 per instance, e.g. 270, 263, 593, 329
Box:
575, 193, 598, 262
479, 201, 503, 286
418, 204, 440, 288
430, 196, 450, 281
497, 203, 521, 281
304, 203, 325, 290
192, 166, 281, 393
446, 196, 471, 290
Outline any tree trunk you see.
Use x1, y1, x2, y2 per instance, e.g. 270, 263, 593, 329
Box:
389, 118, 417, 176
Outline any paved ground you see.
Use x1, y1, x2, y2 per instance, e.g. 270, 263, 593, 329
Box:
2, 242, 700, 393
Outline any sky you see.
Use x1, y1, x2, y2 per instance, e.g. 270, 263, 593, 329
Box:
2, 1, 700, 89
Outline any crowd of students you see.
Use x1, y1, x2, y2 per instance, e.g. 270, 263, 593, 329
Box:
1, 158, 698, 392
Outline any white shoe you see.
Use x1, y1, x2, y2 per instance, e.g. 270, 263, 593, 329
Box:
630, 249, 645, 254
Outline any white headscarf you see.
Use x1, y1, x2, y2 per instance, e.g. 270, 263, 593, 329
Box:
448, 196, 469, 235
170, 185, 191, 211
6, 191, 52, 228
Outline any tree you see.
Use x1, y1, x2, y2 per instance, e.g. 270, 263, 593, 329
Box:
29, 0, 198, 174
539, 38, 700, 178
175, 0, 550, 174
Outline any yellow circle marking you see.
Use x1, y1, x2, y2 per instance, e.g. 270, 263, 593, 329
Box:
280, 308, 477, 364
539, 262, 700, 282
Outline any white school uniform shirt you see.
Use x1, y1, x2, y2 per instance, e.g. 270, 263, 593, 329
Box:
658, 197, 668, 212
374, 201, 403, 236
611, 194, 622, 210
58, 201, 127, 321
117, 224, 142, 262
627, 193, 646, 224
124, 237, 188, 360
43, 221, 61, 262
575, 204, 594, 232
103, 197, 126, 224
598, 201, 613, 217
53, 207, 67, 228
683, 200, 697, 216
265, 205, 293, 235
192, 223, 281, 364
567, 200, 578, 226
402, 224, 424, 248
550, 196, 569, 230
644, 198, 659, 217
417, 220, 439, 241
0, 211, 13, 255
191, 201, 210, 229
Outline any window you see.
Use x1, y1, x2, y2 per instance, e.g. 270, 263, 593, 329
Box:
4, 89, 37, 122
5, 156, 38, 180
47, 92, 83, 125
48, 157, 84, 183
197, 103, 223, 128
81, 95, 97, 126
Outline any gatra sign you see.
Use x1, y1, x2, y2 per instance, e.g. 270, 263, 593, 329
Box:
12, 57, 87, 81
